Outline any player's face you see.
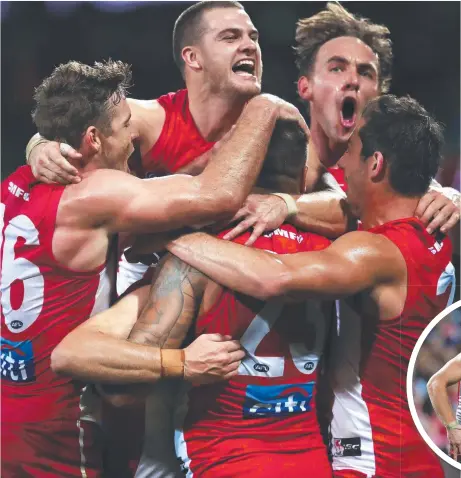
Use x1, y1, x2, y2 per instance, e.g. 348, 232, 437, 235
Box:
100, 97, 136, 172
197, 8, 262, 99
299, 36, 379, 145
337, 120, 368, 216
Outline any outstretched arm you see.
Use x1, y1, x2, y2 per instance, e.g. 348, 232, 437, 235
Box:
70, 95, 301, 235
167, 230, 403, 302
427, 353, 461, 460
52, 255, 243, 387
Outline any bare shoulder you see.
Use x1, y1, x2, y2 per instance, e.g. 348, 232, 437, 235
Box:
127, 98, 166, 154
329, 230, 406, 274
58, 169, 139, 225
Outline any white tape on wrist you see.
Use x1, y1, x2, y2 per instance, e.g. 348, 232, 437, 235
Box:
271, 193, 298, 218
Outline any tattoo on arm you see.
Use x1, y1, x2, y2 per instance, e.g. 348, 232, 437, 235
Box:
128, 254, 208, 349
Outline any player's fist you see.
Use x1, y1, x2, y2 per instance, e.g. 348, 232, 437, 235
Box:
184, 334, 245, 385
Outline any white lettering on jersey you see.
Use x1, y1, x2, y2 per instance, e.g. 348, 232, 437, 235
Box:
8, 182, 30, 201
264, 228, 304, 244
1, 214, 44, 333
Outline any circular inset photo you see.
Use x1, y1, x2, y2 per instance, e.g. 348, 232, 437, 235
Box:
408, 300, 461, 472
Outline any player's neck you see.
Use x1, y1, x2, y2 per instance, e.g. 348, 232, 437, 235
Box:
360, 189, 420, 230
187, 86, 247, 143
310, 117, 348, 168
71, 152, 111, 175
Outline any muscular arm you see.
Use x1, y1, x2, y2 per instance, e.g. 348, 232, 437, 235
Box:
126, 254, 208, 349
50, 286, 164, 384
289, 190, 354, 238
167, 230, 403, 302
66, 96, 279, 234
427, 354, 461, 426
52, 254, 242, 395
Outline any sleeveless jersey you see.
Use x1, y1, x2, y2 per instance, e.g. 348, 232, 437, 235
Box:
142, 89, 215, 177
330, 217, 455, 477
117, 89, 215, 296
113, 89, 217, 478
1, 166, 115, 475
175, 224, 334, 478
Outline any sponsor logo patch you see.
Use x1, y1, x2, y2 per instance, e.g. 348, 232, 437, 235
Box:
1, 338, 35, 382
332, 437, 361, 457
243, 382, 314, 418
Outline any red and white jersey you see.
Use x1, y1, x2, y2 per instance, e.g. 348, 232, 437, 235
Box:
1, 166, 115, 425
328, 165, 347, 192
174, 225, 333, 477
330, 218, 455, 477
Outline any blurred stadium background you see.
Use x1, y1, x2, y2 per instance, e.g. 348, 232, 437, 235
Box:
413, 306, 461, 457
1, 1, 460, 182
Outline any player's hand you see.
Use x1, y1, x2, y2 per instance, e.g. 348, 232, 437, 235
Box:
184, 334, 245, 385
30, 141, 82, 185
415, 188, 460, 234
250, 94, 310, 138
222, 194, 288, 245
447, 426, 461, 461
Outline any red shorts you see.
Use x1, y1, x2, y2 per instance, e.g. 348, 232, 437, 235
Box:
2, 419, 104, 478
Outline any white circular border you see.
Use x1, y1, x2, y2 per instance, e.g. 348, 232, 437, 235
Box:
407, 300, 461, 470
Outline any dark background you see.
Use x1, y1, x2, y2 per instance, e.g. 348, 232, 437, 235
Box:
1, 1, 460, 181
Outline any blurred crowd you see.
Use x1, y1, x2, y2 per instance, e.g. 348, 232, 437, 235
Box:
414, 308, 461, 454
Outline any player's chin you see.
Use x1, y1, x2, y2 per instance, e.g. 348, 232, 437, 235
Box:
231, 78, 261, 97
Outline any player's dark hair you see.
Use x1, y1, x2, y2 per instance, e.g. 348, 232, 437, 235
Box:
360, 94, 443, 196
295, 2, 393, 93
257, 119, 308, 193
173, 1, 244, 76
32, 60, 132, 149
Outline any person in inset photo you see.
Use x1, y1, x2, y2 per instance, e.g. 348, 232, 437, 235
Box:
412, 306, 461, 465
428, 352, 461, 461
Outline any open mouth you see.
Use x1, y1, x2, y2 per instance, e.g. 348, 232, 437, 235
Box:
232, 59, 256, 78
340, 98, 357, 129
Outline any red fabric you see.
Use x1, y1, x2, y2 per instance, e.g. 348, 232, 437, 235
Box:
1, 166, 110, 475
142, 89, 215, 175
181, 225, 332, 477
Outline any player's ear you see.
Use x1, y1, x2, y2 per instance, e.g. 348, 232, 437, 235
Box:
82, 126, 101, 156
182, 46, 203, 72
369, 151, 385, 181
298, 75, 313, 102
